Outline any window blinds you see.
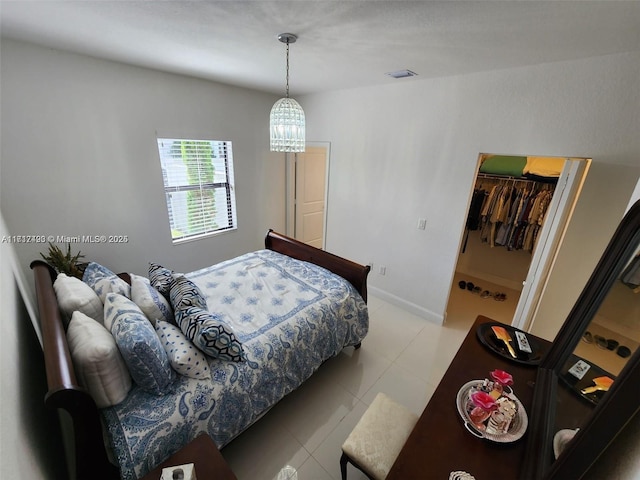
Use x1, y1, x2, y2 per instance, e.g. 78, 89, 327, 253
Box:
157, 138, 237, 242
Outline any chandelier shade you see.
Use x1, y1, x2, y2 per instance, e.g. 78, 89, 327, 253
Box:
270, 33, 305, 153
270, 97, 306, 152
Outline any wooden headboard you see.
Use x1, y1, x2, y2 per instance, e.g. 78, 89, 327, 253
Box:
31, 259, 119, 480
30, 230, 369, 479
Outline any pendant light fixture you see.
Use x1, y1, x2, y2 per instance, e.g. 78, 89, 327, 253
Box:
270, 33, 305, 152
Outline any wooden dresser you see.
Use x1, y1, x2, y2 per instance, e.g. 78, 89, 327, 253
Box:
387, 316, 551, 480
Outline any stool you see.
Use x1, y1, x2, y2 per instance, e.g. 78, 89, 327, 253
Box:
340, 392, 418, 480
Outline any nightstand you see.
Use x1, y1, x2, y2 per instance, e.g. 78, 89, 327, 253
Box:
140, 434, 237, 480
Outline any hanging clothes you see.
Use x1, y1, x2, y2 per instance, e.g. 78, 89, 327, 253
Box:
472, 175, 555, 253
461, 188, 488, 253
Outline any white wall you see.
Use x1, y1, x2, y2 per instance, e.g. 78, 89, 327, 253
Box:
301, 51, 640, 333
627, 178, 640, 210
0, 39, 286, 307
0, 215, 69, 479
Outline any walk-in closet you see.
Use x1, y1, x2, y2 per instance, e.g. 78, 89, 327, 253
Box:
447, 154, 580, 328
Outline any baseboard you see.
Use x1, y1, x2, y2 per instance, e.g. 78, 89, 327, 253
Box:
368, 286, 444, 325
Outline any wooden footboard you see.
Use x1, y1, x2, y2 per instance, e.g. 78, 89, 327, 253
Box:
31, 231, 369, 479
264, 230, 370, 303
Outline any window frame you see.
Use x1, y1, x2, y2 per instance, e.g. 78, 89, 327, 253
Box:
156, 137, 237, 244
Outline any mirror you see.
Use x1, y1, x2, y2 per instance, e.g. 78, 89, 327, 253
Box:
522, 199, 640, 480
560, 263, 639, 402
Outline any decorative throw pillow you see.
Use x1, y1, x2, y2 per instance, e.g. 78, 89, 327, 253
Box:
109, 295, 176, 395
82, 261, 131, 302
155, 320, 211, 379
177, 306, 246, 362
66, 311, 132, 408
149, 262, 175, 297
104, 292, 145, 332
169, 275, 208, 325
130, 274, 173, 326
53, 273, 104, 325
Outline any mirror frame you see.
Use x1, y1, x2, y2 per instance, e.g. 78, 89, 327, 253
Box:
522, 199, 640, 479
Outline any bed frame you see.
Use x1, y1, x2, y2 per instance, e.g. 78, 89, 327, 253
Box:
30, 230, 370, 479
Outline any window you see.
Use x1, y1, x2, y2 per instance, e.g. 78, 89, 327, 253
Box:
156, 138, 237, 243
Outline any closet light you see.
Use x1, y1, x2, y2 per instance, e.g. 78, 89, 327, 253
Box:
270, 33, 305, 153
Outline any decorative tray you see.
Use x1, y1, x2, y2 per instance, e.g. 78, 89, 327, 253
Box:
456, 380, 528, 443
476, 322, 543, 365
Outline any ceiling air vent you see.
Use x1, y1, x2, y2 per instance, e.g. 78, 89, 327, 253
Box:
386, 69, 418, 79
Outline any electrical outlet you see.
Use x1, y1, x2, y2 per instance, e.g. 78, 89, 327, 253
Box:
417, 218, 427, 230
379, 265, 386, 275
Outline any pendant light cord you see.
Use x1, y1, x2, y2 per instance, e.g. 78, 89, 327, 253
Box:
285, 40, 290, 98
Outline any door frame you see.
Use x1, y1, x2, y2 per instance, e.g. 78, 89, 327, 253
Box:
447, 154, 590, 332
285, 141, 331, 247
512, 158, 591, 331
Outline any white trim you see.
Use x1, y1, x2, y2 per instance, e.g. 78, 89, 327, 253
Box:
368, 286, 444, 325
512, 158, 591, 332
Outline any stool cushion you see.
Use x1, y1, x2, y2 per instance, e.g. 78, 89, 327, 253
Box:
342, 393, 418, 480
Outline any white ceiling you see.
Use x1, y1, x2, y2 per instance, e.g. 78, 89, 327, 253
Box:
1, 1, 639, 96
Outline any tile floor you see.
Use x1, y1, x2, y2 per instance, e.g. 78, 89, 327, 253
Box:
221, 274, 521, 480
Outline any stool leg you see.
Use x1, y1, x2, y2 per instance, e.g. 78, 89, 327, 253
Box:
340, 452, 348, 480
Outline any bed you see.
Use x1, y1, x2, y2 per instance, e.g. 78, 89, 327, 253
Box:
31, 230, 370, 480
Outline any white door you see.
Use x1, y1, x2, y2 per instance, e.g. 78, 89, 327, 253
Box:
287, 144, 329, 249
512, 158, 591, 331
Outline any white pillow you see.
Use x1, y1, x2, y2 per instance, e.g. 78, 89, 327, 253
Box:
53, 273, 104, 325
130, 274, 173, 326
155, 320, 211, 379
66, 311, 132, 408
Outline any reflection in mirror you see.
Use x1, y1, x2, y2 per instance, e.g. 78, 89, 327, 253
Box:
551, 251, 640, 459
562, 254, 639, 396
573, 261, 639, 375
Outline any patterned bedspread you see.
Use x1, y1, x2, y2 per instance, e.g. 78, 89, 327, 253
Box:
101, 250, 368, 480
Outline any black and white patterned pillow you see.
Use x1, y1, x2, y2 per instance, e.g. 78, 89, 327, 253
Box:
148, 262, 174, 297
169, 275, 207, 309
177, 306, 246, 362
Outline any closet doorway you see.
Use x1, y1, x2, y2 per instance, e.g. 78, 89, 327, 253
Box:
286, 143, 330, 249
447, 154, 591, 333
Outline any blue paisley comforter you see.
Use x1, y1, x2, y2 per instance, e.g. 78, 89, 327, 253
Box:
101, 250, 368, 479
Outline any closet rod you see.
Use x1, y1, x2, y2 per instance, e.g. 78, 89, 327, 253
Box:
476, 173, 558, 185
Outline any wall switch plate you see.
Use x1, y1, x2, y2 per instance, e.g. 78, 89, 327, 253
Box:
379, 265, 386, 275
417, 218, 427, 230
